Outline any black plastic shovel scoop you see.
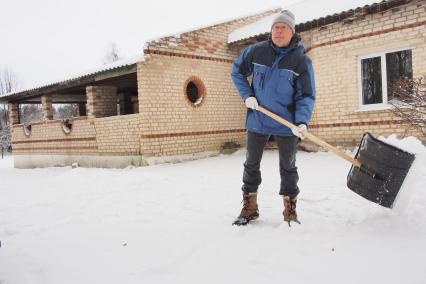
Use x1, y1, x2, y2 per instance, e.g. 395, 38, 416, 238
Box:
347, 132, 415, 208
257, 106, 416, 208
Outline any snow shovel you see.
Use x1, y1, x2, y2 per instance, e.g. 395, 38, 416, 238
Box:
256, 106, 415, 209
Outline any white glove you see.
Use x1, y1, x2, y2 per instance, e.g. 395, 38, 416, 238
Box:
291, 124, 307, 139
245, 97, 258, 110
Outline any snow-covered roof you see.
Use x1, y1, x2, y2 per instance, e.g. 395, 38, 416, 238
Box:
228, 0, 390, 44
0, 53, 144, 99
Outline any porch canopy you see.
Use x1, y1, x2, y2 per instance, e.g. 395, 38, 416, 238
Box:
0, 55, 143, 123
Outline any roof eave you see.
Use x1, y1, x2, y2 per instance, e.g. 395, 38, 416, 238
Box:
0, 64, 137, 103
228, 0, 411, 45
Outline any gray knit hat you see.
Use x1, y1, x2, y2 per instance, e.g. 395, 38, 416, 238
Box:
271, 10, 295, 34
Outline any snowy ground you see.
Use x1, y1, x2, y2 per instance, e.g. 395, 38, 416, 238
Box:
0, 135, 425, 284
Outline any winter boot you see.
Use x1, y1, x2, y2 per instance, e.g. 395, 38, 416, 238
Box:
232, 193, 259, 226
283, 196, 301, 226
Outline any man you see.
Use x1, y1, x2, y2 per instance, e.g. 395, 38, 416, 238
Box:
231, 10, 316, 226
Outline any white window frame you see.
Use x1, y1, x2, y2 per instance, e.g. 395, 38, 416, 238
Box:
357, 47, 413, 112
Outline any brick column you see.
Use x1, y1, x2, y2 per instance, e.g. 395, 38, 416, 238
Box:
41, 95, 53, 120
86, 85, 117, 118
8, 103, 19, 125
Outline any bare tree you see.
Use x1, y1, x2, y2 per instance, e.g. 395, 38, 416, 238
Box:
0, 66, 20, 156
0, 105, 8, 128
1, 66, 20, 127
0, 124, 11, 157
388, 76, 426, 137
103, 42, 120, 64
20, 104, 43, 125
53, 104, 79, 120
0, 66, 20, 95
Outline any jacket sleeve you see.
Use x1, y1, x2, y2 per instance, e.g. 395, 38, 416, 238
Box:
231, 45, 255, 101
294, 58, 316, 125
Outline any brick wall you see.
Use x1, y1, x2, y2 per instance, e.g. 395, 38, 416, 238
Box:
137, 57, 245, 156
94, 114, 141, 155
12, 114, 143, 155
12, 117, 97, 154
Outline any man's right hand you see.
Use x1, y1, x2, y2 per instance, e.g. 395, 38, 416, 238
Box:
291, 124, 307, 139
245, 97, 258, 110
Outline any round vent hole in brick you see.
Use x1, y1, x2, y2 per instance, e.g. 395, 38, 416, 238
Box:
187, 82, 201, 104
184, 77, 205, 107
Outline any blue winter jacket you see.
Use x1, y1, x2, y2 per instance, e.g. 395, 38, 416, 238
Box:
231, 39, 316, 136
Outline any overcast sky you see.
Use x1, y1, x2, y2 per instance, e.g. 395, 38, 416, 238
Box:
0, 0, 295, 90
1, 0, 375, 92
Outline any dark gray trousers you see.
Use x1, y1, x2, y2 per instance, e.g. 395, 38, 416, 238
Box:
242, 131, 300, 198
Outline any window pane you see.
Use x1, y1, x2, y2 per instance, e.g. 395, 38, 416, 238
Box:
386, 50, 413, 100
361, 57, 382, 105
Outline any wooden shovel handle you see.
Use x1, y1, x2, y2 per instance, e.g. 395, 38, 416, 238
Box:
257, 106, 362, 168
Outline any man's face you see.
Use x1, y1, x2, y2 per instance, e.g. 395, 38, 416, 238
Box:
271, 22, 293, 47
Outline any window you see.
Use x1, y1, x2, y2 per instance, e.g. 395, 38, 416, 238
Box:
386, 50, 413, 100
358, 49, 412, 110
